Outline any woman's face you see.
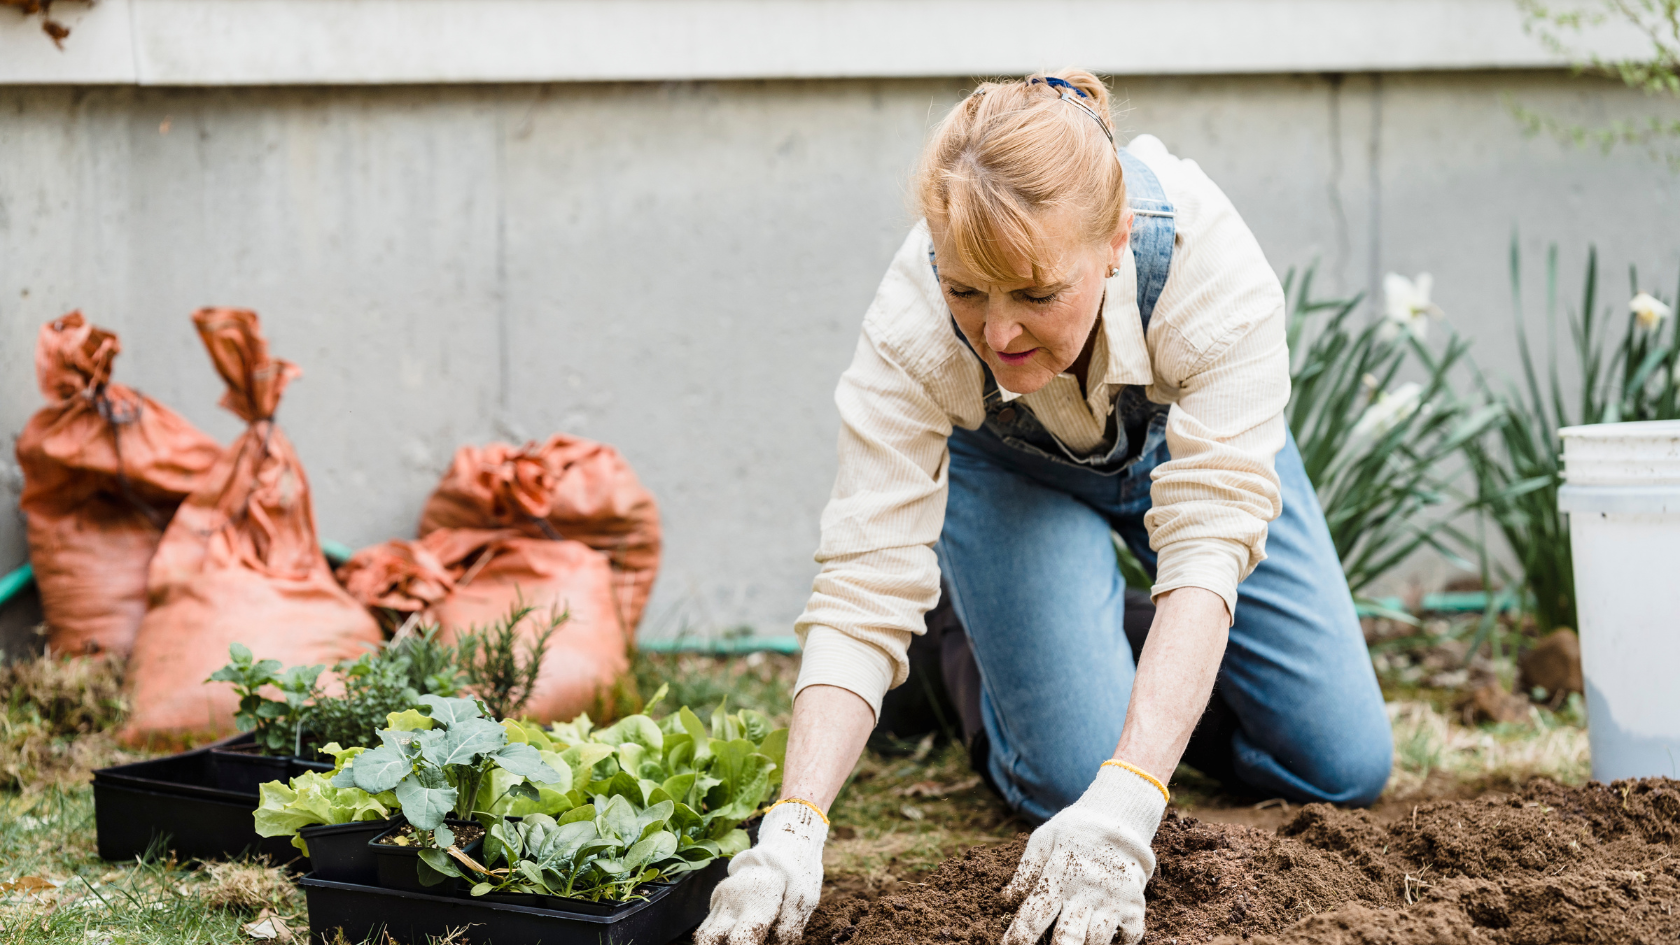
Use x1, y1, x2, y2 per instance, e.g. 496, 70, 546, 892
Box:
933, 209, 1130, 395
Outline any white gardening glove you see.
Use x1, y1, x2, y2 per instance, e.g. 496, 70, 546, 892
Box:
696, 800, 828, 945
1001, 763, 1167, 945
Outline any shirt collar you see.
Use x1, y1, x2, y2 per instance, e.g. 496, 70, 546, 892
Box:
994, 245, 1153, 402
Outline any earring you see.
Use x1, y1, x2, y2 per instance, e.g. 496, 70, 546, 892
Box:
1107, 265, 1120, 278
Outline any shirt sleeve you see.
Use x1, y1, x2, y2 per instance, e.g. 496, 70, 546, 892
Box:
1141, 156, 1291, 618
792, 296, 961, 720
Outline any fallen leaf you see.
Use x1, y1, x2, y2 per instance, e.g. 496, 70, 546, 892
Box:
900, 804, 925, 822
243, 908, 294, 943
1, 875, 59, 894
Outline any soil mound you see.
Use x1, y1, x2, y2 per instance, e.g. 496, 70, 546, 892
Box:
800, 778, 1679, 945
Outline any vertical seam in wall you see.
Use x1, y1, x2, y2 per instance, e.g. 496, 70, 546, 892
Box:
1325, 73, 1350, 294
495, 101, 510, 418
126, 0, 143, 85
1367, 73, 1383, 319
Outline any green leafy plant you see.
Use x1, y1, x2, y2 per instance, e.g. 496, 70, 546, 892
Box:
391, 625, 469, 699
1284, 267, 1501, 608
1458, 241, 1680, 634
309, 630, 467, 751
336, 694, 563, 861
454, 601, 563, 721
427, 794, 714, 902
252, 743, 396, 855
206, 644, 323, 756
482, 687, 785, 858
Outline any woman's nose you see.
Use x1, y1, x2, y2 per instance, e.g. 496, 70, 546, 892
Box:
983, 310, 1021, 352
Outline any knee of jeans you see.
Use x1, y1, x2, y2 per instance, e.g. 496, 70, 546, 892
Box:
1236, 712, 1393, 807
1296, 716, 1391, 807
990, 725, 1117, 820
1314, 731, 1393, 807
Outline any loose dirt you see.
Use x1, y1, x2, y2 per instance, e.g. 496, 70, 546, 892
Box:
800, 778, 1679, 945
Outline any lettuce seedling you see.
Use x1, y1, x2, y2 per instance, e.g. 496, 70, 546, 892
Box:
336, 694, 562, 851
531, 691, 786, 857
253, 743, 395, 855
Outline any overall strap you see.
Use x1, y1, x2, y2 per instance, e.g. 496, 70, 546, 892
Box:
1115, 146, 1175, 332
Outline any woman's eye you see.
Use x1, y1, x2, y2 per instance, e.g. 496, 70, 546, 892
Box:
1023, 292, 1060, 305
946, 287, 979, 301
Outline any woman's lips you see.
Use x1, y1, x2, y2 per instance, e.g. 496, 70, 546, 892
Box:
994, 347, 1039, 366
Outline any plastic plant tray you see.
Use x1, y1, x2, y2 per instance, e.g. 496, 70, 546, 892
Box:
299, 856, 729, 945
91, 734, 316, 867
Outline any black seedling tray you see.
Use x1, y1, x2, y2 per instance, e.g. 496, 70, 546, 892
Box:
299, 818, 396, 885
299, 856, 729, 945
92, 733, 323, 868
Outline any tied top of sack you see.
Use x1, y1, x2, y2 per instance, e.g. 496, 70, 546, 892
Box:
35, 311, 124, 402
193, 308, 302, 424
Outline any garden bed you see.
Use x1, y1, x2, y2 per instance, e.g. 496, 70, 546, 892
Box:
799, 777, 1679, 945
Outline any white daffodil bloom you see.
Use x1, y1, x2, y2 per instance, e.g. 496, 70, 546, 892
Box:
1630, 292, 1671, 331
1382, 273, 1444, 341
1351, 381, 1424, 439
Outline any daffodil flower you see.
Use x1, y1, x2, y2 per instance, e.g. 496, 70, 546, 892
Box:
1381, 273, 1444, 341
1351, 382, 1424, 439
1630, 292, 1671, 331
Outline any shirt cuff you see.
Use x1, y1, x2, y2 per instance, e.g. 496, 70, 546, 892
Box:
1150, 537, 1252, 622
793, 626, 898, 721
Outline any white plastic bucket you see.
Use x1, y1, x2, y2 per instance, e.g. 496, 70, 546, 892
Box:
1558, 419, 1680, 782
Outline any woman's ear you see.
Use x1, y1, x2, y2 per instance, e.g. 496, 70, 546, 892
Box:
1109, 209, 1134, 265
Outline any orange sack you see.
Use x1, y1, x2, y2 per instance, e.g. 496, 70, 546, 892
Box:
15, 313, 221, 656
336, 527, 622, 722
417, 435, 661, 632
122, 308, 382, 743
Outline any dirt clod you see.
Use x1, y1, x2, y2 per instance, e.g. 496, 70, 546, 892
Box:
1518, 629, 1583, 701
800, 778, 1680, 945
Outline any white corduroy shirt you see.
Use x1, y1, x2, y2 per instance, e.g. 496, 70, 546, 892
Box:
793, 135, 1291, 718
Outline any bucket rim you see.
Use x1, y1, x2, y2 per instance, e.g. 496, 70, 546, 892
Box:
1559, 419, 1680, 440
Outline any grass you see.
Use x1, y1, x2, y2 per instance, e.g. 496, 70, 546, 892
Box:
0, 787, 301, 945
1384, 696, 1591, 799
0, 642, 1592, 943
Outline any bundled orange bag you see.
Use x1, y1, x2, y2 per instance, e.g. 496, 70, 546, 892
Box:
15, 313, 221, 656
417, 435, 661, 633
122, 308, 382, 742
336, 527, 622, 722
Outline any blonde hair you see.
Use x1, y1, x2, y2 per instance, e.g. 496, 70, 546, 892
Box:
915, 69, 1124, 284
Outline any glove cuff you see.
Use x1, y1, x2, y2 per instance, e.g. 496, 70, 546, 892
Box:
757, 797, 830, 851
1083, 762, 1169, 839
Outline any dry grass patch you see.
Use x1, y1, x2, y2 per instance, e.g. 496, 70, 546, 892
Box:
194, 861, 299, 913
0, 650, 133, 791
1384, 697, 1590, 798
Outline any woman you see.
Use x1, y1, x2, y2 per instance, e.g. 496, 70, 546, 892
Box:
697, 71, 1391, 945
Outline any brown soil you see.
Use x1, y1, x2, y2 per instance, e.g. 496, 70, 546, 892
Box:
800, 778, 1680, 945
374, 822, 486, 849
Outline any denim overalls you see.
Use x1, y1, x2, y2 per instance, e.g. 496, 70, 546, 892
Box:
928, 143, 1392, 822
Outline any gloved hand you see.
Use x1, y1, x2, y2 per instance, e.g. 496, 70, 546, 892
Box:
696, 800, 828, 945
1001, 762, 1168, 945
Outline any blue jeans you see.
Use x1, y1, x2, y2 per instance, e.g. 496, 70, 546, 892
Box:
936, 424, 1392, 823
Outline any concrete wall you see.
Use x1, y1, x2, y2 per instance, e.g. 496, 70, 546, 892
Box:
3, 71, 1677, 637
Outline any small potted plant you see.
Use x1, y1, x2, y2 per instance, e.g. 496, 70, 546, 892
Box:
205, 644, 327, 793
343, 694, 564, 893
252, 742, 399, 884
431, 794, 717, 912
